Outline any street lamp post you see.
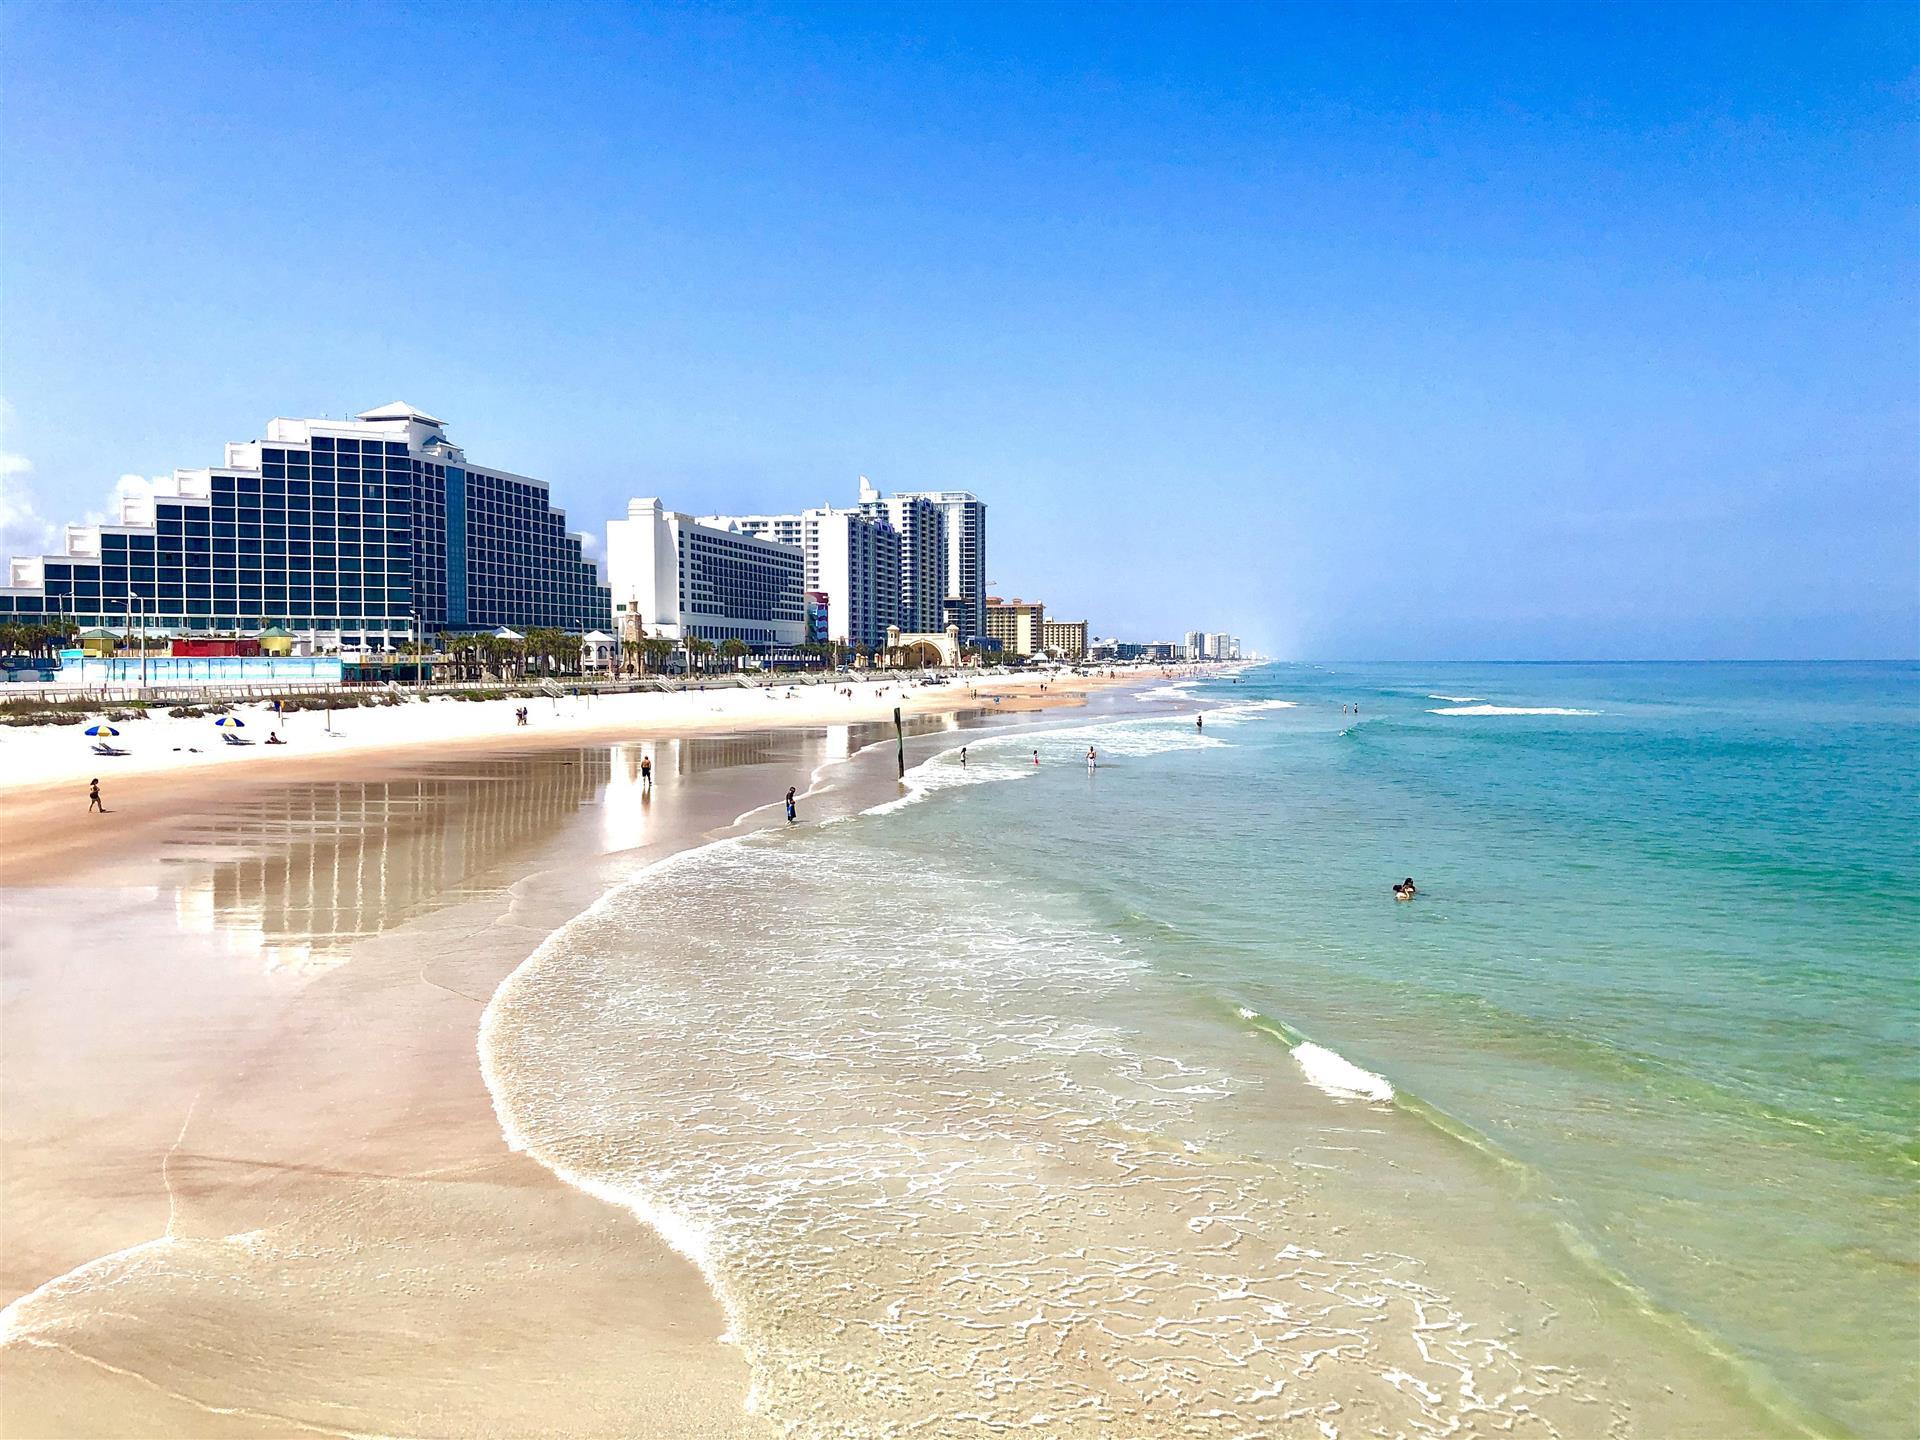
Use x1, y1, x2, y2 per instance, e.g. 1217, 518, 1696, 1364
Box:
128, 591, 147, 690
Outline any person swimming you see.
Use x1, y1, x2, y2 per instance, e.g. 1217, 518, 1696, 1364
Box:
1392, 877, 1417, 901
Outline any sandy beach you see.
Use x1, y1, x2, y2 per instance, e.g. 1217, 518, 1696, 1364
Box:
0, 670, 1117, 884
0, 669, 1135, 1437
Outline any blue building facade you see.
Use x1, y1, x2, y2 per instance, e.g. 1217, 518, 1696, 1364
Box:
0, 404, 610, 647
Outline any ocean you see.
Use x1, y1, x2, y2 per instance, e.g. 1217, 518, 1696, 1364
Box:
485, 662, 1919, 1437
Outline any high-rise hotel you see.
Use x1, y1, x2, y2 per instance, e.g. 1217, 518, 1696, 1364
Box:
703, 477, 985, 651
0, 403, 610, 647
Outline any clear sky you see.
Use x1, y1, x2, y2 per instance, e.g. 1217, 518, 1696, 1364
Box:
2, 1, 1914, 658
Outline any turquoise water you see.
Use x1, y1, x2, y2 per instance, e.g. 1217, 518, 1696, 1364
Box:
893, 662, 1918, 1435
490, 662, 1918, 1436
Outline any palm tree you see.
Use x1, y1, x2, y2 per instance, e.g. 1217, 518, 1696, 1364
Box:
719, 637, 750, 670
686, 636, 715, 674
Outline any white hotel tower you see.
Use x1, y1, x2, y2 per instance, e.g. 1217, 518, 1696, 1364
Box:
700, 505, 901, 649
605, 499, 804, 649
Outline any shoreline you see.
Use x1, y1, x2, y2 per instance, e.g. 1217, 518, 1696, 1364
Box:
0, 669, 1142, 885
475, 694, 1796, 1439
0, 675, 1140, 1436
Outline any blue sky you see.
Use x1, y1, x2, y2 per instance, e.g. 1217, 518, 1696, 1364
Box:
2, 1, 1914, 658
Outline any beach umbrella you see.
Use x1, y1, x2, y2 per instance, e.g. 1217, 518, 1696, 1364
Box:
84, 724, 119, 737
214, 716, 245, 728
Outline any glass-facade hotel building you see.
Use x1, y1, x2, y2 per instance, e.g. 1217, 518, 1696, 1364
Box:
0, 404, 610, 646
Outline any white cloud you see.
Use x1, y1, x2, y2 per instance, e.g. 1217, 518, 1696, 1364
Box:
0, 447, 57, 564
0, 394, 170, 563
578, 530, 603, 557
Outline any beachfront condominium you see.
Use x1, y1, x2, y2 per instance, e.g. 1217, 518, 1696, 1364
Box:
986, 596, 1046, 656
1183, 630, 1204, 661
893, 488, 987, 642
858, 479, 949, 633
605, 499, 804, 649
1206, 631, 1233, 660
700, 506, 900, 649
1040, 618, 1089, 660
0, 403, 609, 648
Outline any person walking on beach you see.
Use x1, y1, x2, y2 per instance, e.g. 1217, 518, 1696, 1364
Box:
785, 787, 797, 824
640, 754, 653, 788
87, 778, 104, 814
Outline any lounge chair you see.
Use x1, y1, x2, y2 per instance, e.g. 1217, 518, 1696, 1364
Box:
91, 742, 129, 757
222, 731, 254, 746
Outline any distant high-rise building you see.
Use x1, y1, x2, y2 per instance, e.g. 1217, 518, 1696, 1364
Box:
1040, 618, 1088, 659
858, 479, 948, 632
606, 499, 803, 649
804, 507, 899, 648
1206, 631, 1232, 660
1183, 630, 1204, 661
0, 403, 610, 647
894, 489, 987, 641
702, 505, 901, 649
692, 511, 804, 549
986, 596, 1046, 656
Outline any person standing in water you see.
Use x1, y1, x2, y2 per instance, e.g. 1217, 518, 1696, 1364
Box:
1032, 749, 1040, 766
785, 787, 797, 824
1087, 746, 1097, 770
960, 746, 968, 767
1196, 714, 1204, 731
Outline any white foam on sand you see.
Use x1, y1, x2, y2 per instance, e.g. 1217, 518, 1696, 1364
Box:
1291, 1042, 1395, 1103
863, 709, 1242, 819
477, 838, 754, 1361
1428, 704, 1599, 717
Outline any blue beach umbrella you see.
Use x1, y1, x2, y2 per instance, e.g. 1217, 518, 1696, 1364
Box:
214, 716, 245, 728
84, 724, 119, 737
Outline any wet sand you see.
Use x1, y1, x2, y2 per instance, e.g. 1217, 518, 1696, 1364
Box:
0, 672, 1127, 885
0, 702, 1052, 1437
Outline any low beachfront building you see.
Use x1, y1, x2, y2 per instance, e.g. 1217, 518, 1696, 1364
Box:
605, 500, 805, 651
986, 597, 1046, 657
1041, 618, 1089, 660
0, 403, 610, 651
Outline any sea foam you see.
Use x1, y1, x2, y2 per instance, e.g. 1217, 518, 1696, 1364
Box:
1428, 704, 1599, 717
1290, 1042, 1395, 1103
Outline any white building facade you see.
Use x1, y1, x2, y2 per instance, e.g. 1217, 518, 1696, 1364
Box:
702, 505, 901, 649
605, 499, 804, 649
